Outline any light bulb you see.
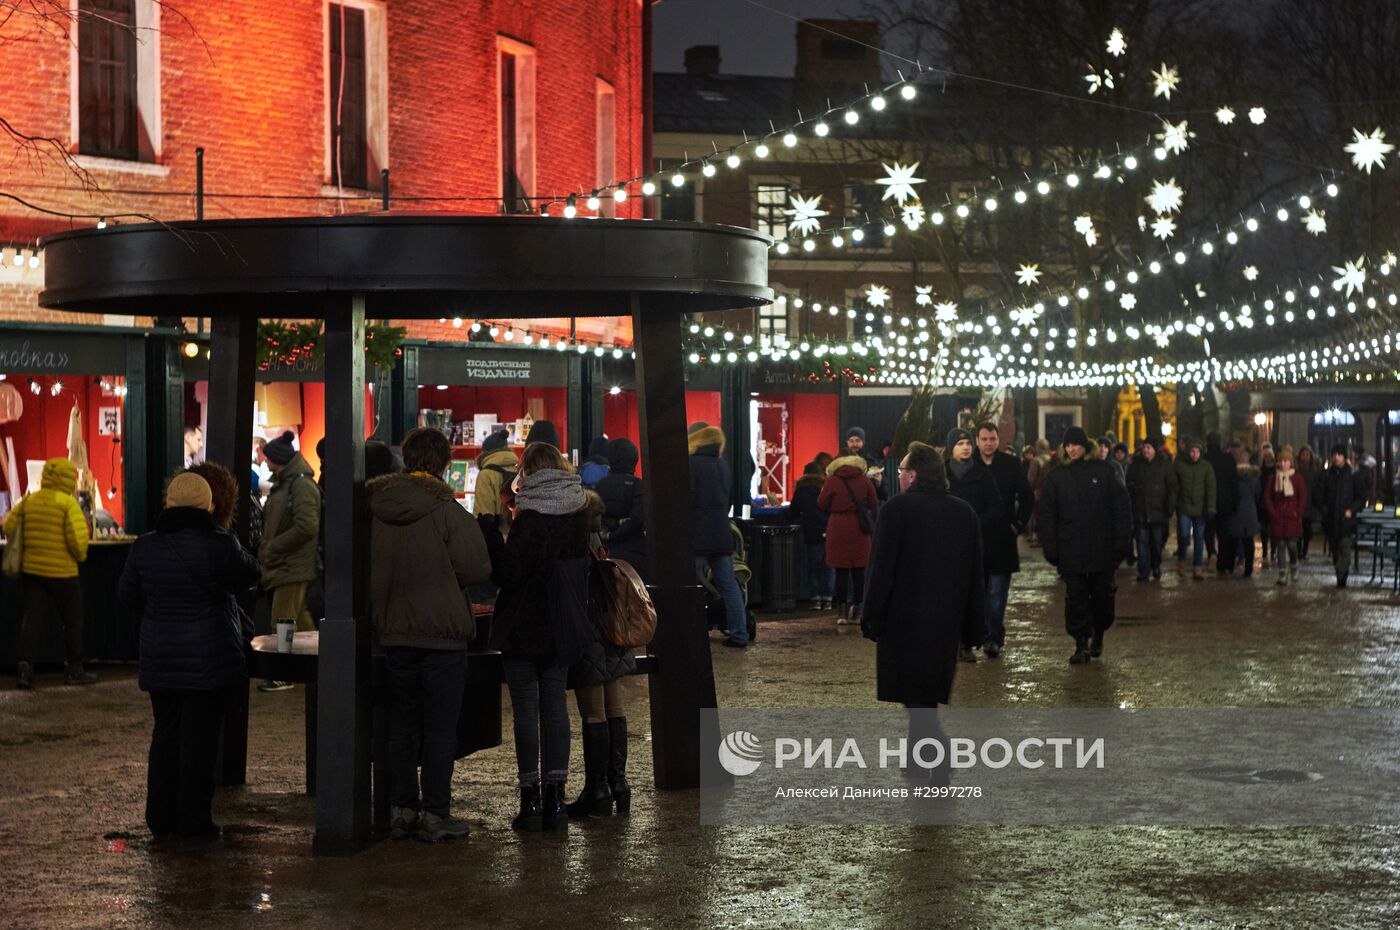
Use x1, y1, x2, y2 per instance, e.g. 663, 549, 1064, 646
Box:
871, 95, 886, 111
755, 144, 769, 158
613, 187, 627, 202
955, 204, 970, 218
900, 84, 916, 100
1065, 173, 1080, 188
563, 203, 577, 218
641, 180, 656, 196
1014, 190, 1028, 204
814, 121, 829, 137
586, 196, 601, 210
1037, 180, 1051, 195
984, 198, 997, 211
802, 239, 816, 252
883, 223, 897, 236
726, 153, 741, 169
1124, 155, 1138, 170
844, 110, 859, 125
702, 162, 716, 177
671, 172, 685, 187
783, 132, 797, 147
452, 317, 463, 328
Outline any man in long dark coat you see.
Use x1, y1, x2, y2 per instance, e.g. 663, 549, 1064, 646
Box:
861, 442, 985, 707
1040, 426, 1132, 665
974, 421, 1034, 657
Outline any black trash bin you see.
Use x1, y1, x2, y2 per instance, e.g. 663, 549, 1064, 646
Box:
756, 524, 801, 612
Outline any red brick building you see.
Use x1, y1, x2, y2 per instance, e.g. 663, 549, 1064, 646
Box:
1, 0, 649, 342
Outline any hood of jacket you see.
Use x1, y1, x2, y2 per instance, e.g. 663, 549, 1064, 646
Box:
476, 447, 518, 471
368, 472, 455, 526
271, 451, 314, 484
155, 506, 216, 533
607, 437, 639, 474
688, 425, 726, 455
40, 457, 78, 495
827, 454, 869, 478
1236, 463, 1260, 477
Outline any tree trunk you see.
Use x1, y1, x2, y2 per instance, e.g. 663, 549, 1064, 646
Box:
1140, 382, 1164, 450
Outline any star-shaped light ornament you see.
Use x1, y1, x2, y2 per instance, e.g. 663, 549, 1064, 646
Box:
1016, 263, 1042, 286
1085, 67, 1115, 94
934, 301, 959, 324
1106, 27, 1127, 57
865, 284, 891, 308
1119, 293, 1138, 310
1145, 178, 1184, 214
1151, 63, 1180, 100
877, 162, 925, 204
915, 285, 934, 306
1155, 331, 1171, 347
1215, 106, 1236, 125
1150, 216, 1177, 240
785, 194, 827, 236
1243, 265, 1259, 282
1384, 251, 1398, 268
1345, 128, 1395, 174
1303, 209, 1327, 236
901, 202, 926, 229
1248, 107, 1267, 125
1073, 214, 1098, 247
1332, 257, 1366, 297
1157, 119, 1191, 156
1010, 305, 1042, 326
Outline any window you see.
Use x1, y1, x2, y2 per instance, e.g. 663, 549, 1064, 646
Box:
845, 184, 886, 248
596, 80, 616, 217
75, 0, 160, 162
326, 2, 387, 190
499, 38, 537, 213
754, 183, 789, 239
757, 295, 791, 346
658, 178, 696, 221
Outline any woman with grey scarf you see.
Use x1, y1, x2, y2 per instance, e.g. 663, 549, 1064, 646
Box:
481, 443, 593, 834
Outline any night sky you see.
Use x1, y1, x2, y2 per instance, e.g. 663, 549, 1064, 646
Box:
653, 0, 862, 76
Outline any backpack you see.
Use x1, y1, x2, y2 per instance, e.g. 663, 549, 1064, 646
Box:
589, 555, 657, 649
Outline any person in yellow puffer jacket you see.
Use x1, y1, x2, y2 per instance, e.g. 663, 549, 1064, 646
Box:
3, 457, 95, 688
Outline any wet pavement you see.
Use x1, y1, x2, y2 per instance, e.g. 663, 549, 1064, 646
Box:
3, 546, 1400, 928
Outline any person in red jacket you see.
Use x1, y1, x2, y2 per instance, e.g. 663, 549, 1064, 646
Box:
818, 453, 879, 625
1263, 445, 1308, 586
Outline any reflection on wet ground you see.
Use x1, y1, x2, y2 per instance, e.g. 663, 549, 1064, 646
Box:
2, 549, 1399, 927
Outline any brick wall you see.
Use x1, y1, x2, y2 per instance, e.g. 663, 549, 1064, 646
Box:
0, 0, 646, 334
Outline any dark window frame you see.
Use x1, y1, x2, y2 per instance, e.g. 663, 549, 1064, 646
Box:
77, 0, 140, 161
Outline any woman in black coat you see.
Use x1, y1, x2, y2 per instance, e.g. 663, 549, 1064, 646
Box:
861, 443, 985, 707
119, 472, 261, 839
482, 443, 593, 833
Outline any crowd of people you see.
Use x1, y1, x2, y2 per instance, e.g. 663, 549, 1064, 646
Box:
2, 410, 1385, 839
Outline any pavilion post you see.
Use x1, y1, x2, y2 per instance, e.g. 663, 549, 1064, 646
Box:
315, 293, 372, 854
207, 311, 256, 787
631, 294, 719, 790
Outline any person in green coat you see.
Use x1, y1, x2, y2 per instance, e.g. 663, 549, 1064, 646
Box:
1173, 438, 1216, 579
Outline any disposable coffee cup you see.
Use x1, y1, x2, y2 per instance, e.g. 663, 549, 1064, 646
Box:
276, 620, 295, 653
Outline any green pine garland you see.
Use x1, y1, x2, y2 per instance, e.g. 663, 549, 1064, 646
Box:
257, 321, 406, 371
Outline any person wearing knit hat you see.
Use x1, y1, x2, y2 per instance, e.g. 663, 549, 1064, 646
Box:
843, 426, 887, 500
1038, 424, 1132, 665
473, 429, 518, 519
688, 421, 710, 436
257, 429, 320, 692
1313, 442, 1369, 587
945, 427, 972, 451
263, 430, 298, 467
944, 425, 1006, 662
121, 468, 261, 838
524, 419, 561, 450
166, 472, 214, 512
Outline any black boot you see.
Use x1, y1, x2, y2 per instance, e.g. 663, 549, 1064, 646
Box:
542, 784, 569, 832
1089, 631, 1104, 658
608, 716, 631, 815
566, 722, 614, 818
512, 785, 543, 832
1069, 636, 1091, 665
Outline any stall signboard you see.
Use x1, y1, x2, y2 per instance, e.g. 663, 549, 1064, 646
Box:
755, 368, 842, 394
0, 333, 128, 375
418, 347, 569, 386
183, 353, 333, 383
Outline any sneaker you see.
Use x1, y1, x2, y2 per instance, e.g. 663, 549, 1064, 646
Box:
1069, 637, 1091, 665
258, 680, 294, 692
16, 661, 34, 690
416, 811, 470, 842
390, 807, 419, 840
63, 667, 97, 686
819, 599, 832, 610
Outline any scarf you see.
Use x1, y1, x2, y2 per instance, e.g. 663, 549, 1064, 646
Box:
514, 468, 586, 515
948, 457, 974, 480
1275, 464, 1295, 497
